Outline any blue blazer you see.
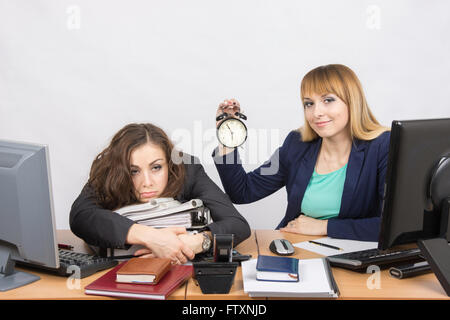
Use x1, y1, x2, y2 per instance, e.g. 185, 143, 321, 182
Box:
213, 130, 390, 241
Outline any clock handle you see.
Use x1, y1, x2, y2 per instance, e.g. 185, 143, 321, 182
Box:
216, 112, 247, 122
216, 113, 230, 122
234, 112, 247, 120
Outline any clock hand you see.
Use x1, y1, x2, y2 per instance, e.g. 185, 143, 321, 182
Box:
226, 124, 234, 138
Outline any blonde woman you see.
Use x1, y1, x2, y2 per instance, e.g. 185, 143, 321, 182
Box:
213, 64, 390, 241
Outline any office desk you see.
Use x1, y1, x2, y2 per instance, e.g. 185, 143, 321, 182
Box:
1, 230, 449, 300
0, 230, 186, 300
187, 230, 449, 300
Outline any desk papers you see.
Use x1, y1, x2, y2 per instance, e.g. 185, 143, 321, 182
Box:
242, 258, 339, 298
294, 237, 378, 257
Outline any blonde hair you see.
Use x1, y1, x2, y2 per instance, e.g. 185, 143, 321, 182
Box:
299, 64, 389, 142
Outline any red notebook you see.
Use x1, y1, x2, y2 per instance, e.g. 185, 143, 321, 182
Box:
85, 262, 193, 300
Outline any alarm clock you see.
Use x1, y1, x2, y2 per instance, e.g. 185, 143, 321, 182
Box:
216, 112, 248, 148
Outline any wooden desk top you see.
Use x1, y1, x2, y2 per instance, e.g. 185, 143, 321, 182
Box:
187, 230, 450, 300
1, 230, 448, 300
0, 230, 186, 300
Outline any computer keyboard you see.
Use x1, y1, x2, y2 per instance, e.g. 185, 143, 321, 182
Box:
55, 249, 118, 278
326, 247, 424, 271
17, 249, 118, 278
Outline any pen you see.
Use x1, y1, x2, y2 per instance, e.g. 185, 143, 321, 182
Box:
308, 240, 343, 251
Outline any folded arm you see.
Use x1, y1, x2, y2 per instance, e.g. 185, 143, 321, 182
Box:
185, 161, 251, 246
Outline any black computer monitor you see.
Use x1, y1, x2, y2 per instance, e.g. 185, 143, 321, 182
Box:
0, 140, 59, 291
378, 118, 450, 250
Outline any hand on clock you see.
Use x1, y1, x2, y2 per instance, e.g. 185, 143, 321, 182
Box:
216, 98, 247, 155
216, 98, 241, 129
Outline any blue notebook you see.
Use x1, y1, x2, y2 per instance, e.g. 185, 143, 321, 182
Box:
256, 255, 299, 282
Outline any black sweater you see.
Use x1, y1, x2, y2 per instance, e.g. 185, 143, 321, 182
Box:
69, 155, 251, 249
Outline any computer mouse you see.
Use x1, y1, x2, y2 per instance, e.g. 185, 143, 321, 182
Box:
269, 239, 295, 256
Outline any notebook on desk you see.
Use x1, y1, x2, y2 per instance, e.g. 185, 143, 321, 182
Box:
256, 255, 299, 282
85, 262, 193, 300
241, 258, 339, 298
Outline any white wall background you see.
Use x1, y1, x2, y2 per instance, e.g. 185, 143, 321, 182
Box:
1, 0, 449, 230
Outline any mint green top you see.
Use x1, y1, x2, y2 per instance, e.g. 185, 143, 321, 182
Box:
300, 164, 348, 220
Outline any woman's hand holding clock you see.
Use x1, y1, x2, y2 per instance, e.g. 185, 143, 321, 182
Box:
216, 98, 247, 156
216, 98, 241, 128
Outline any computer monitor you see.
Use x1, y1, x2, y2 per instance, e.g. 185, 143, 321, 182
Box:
378, 118, 450, 250
0, 140, 59, 291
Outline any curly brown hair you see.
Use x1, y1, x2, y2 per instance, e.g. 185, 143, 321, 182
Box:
88, 123, 186, 210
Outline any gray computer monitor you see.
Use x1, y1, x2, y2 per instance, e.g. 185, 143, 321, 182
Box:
0, 140, 59, 291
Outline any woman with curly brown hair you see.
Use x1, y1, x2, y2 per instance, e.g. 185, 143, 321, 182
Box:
70, 123, 250, 264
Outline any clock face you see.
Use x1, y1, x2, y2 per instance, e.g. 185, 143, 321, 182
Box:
217, 118, 248, 148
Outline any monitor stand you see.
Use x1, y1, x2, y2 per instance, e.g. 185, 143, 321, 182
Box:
417, 238, 450, 296
0, 248, 40, 292
417, 199, 450, 297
